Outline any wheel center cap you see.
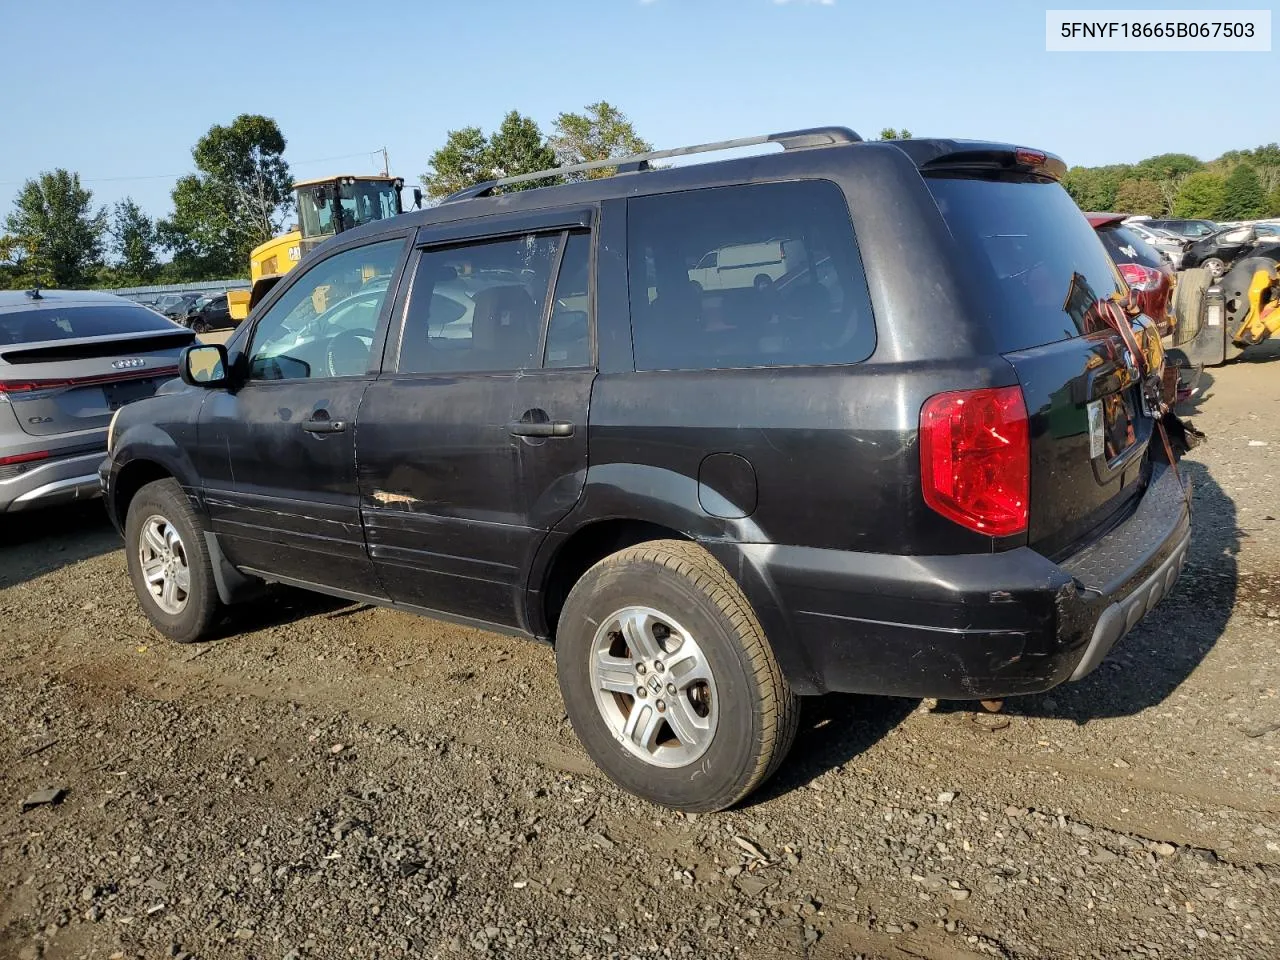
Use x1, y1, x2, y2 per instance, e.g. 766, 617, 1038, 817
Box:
647, 675, 663, 694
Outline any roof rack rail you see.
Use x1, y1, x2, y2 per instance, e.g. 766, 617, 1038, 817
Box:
441, 126, 861, 204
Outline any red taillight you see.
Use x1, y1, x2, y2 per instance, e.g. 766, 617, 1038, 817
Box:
1014, 147, 1047, 167
920, 386, 1029, 537
0, 366, 177, 394
0, 450, 50, 467
1118, 262, 1161, 291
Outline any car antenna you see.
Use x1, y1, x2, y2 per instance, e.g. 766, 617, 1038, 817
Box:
24, 286, 43, 300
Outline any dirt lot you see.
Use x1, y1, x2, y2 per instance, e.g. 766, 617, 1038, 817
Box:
2, 346, 1278, 960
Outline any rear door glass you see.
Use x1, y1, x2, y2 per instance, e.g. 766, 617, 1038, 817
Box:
927, 176, 1126, 352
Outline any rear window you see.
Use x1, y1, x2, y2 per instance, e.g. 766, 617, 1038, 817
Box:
1096, 223, 1165, 270
0, 304, 179, 346
927, 176, 1126, 351
627, 180, 875, 371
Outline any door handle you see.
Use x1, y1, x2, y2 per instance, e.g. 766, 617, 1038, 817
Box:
302, 417, 346, 434
509, 420, 574, 438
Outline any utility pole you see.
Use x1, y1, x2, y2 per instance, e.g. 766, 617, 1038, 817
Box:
380, 147, 389, 177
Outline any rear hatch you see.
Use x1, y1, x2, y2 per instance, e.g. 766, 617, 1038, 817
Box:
927, 173, 1162, 559
0, 304, 193, 438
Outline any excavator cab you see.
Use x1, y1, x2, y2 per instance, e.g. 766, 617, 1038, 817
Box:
229, 175, 412, 322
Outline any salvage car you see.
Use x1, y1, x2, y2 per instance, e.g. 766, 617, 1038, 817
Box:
1182, 223, 1280, 278
181, 294, 236, 333
102, 128, 1192, 811
1, 289, 192, 512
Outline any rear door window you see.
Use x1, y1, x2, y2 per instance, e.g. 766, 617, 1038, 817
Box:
927, 176, 1126, 352
626, 180, 875, 371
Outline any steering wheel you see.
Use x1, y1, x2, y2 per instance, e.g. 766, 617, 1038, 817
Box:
326, 328, 375, 378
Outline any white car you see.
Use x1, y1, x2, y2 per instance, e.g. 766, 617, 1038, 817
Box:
1125, 222, 1186, 269
687, 239, 807, 292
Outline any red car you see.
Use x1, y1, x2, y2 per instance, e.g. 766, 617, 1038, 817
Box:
1087, 212, 1174, 337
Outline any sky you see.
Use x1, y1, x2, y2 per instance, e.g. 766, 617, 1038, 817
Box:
0, 0, 1274, 225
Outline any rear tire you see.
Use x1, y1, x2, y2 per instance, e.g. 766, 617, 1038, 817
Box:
555, 539, 799, 812
124, 479, 222, 643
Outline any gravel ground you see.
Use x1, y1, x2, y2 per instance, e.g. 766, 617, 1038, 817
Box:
1, 343, 1278, 960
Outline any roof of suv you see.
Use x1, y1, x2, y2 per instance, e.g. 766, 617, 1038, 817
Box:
330, 129, 1065, 248
0, 289, 131, 315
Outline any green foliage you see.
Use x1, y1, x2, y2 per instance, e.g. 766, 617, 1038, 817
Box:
1132, 153, 1202, 181
3, 169, 106, 288
486, 111, 558, 190
421, 126, 490, 201
1113, 179, 1164, 217
420, 112, 561, 201
1065, 143, 1280, 221
550, 101, 652, 179
1062, 165, 1130, 211
109, 198, 159, 284
158, 114, 293, 278
1216, 163, 1267, 220
877, 128, 913, 140
1172, 172, 1226, 219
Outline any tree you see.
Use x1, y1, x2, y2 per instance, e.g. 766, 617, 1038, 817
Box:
1269, 185, 1280, 217
1173, 172, 1226, 219
1113, 178, 1165, 217
550, 102, 652, 179
3, 169, 106, 288
1133, 153, 1202, 182
158, 115, 292, 279
1217, 163, 1267, 220
421, 126, 490, 201
109, 198, 159, 283
877, 128, 913, 140
485, 111, 558, 189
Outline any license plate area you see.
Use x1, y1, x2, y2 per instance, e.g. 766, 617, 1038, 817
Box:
104, 378, 158, 411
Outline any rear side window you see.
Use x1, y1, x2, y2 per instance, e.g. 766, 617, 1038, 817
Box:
1096, 224, 1165, 270
0, 304, 178, 346
927, 177, 1126, 351
627, 180, 875, 371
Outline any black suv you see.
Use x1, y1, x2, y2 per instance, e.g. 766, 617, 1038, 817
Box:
101, 127, 1191, 811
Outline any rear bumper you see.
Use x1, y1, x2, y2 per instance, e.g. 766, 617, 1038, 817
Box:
0, 450, 104, 513
712, 461, 1190, 698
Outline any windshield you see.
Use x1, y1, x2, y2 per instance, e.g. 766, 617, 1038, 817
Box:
338, 181, 400, 230
0, 303, 181, 345
928, 176, 1126, 351
296, 180, 400, 238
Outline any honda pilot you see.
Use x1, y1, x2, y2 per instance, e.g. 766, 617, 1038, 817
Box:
101, 127, 1191, 811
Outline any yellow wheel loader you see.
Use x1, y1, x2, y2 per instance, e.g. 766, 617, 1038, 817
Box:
1221, 257, 1280, 354
227, 175, 421, 322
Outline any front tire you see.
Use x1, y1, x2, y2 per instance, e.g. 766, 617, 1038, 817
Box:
1202, 257, 1226, 279
124, 478, 222, 643
555, 540, 799, 812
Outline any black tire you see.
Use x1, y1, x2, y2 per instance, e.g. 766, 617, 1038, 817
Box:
1202, 257, 1226, 279
555, 539, 799, 812
124, 478, 222, 643
192, 320, 209, 334
1172, 267, 1211, 348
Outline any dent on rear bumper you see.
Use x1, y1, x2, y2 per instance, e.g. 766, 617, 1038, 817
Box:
717, 463, 1190, 699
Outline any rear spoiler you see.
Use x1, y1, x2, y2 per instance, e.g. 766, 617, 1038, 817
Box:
1, 329, 194, 364
890, 140, 1066, 181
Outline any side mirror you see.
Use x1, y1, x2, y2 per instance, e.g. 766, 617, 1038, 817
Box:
180, 344, 229, 388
